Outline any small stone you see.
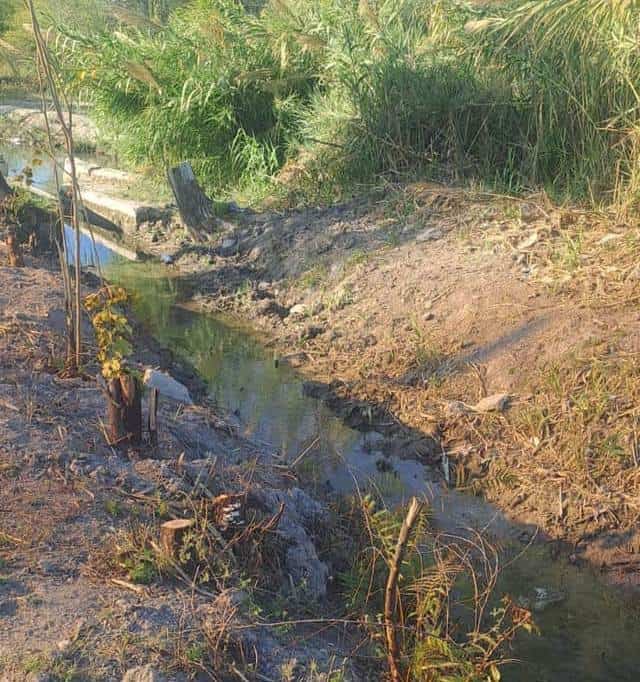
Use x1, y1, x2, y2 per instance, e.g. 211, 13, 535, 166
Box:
517, 232, 538, 251
416, 227, 443, 243
444, 400, 472, 417
89, 465, 106, 480
121, 665, 166, 682
248, 246, 264, 261
472, 393, 511, 413
57, 639, 72, 652
288, 303, 309, 317
531, 587, 566, 612
519, 204, 539, 222
219, 238, 237, 256
598, 233, 623, 246
38, 559, 58, 575
424, 312, 435, 321
160, 254, 174, 265
0, 598, 17, 617
256, 299, 280, 317
143, 368, 193, 405
363, 431, 385, 450
299, 324, 325, 341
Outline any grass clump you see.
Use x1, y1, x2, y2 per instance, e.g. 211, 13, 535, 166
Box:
11, 0, 640, 208
328, 494, 534, 680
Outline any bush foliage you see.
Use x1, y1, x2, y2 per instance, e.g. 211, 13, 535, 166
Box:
47, 0, 640, 205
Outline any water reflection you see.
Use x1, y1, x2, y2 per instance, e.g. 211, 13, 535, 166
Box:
63, 224, 123, 269
1, 144, 59, 192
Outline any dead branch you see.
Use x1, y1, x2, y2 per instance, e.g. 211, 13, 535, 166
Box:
384, 497, 423, 682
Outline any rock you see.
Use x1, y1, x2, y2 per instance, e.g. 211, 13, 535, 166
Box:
122, 665, 166, 682
250, 487, 329, 600
416, 227, 443, 243
598, 233, 623, 246
143, 368, 193, 405
363, 431, 385, 451
288, 303, 309, 318
518, 587, 565, 613
255, 299, 286, 318
517, 232, 539, 250
248, 245, 264, 261
160, 253, 174, 265
472, 393, 511, 413
444, 400, 473, 417
219, 238, 237, 256
519, 203, 540, 222
38, 559, 58, 575
0, 598, 17, 617
299, 324, 325, 341
57, 639, 72, 652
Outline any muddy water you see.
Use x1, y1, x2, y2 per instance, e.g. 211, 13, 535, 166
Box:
5, 142, 640, 680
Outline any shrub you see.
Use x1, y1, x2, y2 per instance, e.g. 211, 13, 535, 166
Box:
53, 0, 640, 207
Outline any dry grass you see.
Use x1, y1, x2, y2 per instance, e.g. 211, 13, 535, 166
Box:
450, 347, 640, 545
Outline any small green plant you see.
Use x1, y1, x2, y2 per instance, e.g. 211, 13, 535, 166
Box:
126, 548, 157, 585
104, 499, 122, 517
299, 264, 328, 290
185, 642, 206, 664
345, 249, 369, 269
334, 495, 534, 681
555, 232, 583, 272
325, 284, 354, 311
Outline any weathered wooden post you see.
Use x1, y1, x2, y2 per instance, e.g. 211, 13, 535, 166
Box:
148, 387, 159, 446
167, 162, 215, 242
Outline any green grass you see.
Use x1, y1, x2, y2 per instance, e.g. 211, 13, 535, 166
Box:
40, 0, 640, 207
0, 0, 636, 208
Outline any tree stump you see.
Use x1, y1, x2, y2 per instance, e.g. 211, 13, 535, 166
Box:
160, 519, 195, 560
6, 226, 24, 267
167, 162, 215, 242
0, 170, 11, 200
0, 170, 24, 267
106, 374, 142, 447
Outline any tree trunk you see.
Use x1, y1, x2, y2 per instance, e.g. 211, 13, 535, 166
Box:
167, 162, 215, 242
106, 374, 142, 447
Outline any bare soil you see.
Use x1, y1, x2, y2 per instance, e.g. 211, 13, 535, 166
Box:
162, 182, 640, 588
0, 249, 359, 681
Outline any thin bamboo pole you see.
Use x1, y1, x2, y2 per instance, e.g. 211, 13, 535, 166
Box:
25, 0, 83, 370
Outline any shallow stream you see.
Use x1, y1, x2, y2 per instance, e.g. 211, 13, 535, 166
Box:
4, 142, 640, 681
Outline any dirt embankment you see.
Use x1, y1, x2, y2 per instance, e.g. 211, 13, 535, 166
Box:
162, 183, 640, 587
0, 248, 359, 681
